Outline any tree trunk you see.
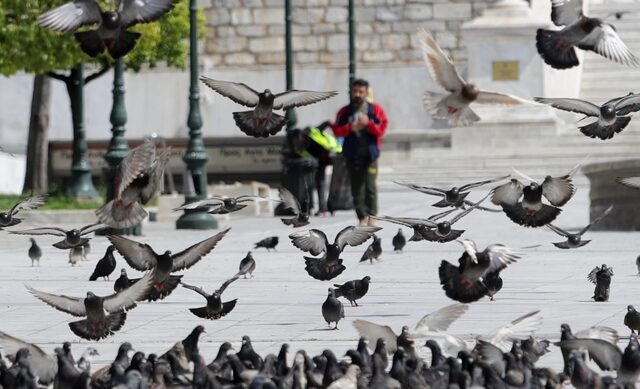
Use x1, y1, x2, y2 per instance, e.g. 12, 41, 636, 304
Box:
23, 74, 51, 194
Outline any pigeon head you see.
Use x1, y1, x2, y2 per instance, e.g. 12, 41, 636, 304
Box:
15, 348, 30, 360
362, 276, 371, 284
560, 323, 572, 334
437, 221, 452, 235
29, 238, 36, 244
0, 212, 9, 223
241, 335, 251, 345
86, 291, 96, 298
106, 245, 115, 253
568, 235, 581, 245
327, 287, 336, 296
120, 268, 127, 276
102, 11, 120, 29
600, 104, 617, 120
582, 17, 602, 33
461, 84, 480, 102
219, 342, 233, 353
375, 338, 386, 350
163, 250, 172, 256
63, 341, 72, 353
627, 334, 639, 353
629, 305, 636, 312
68, 229, 81, 240
192, 325, 206, 335
224, 198, 236, 207
401, 326, 410, 335
54, 347, 65, 358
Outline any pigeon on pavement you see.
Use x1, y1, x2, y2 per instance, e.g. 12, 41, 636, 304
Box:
322, 288, 345, 330
254, 236, 279, 251
625, 306, 640, 334
333, 276, 371, 306
588, 264, 614, 302
238, 251, 256, 278
28, 238, 42, 267
392, 228, 406, 253
0, 194, 47, 229
546, 204, 613, 248
418, 28, 527, 127
200, 77, 338, 137
360, 235, 382, 263
536, 0, 640, 69
38, 0, 181, 58
89, 245, 117, 281
10, 222, 106, 249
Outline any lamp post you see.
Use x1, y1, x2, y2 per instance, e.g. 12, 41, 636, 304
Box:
101, 58, 141, 235
284, 0, 297, 130
67, 63, 99, 199
176, 0, 217, 230
348, 0, 356, 89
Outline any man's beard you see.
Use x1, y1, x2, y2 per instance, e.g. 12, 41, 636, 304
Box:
351, 97, 364, 106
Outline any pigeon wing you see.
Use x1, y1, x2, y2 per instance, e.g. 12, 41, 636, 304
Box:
550, 0, 583, 26
486, 310, 542, 352
171, 228, 230, 272
533, 97, 600, 116
114, 140, 156, 199
199, 77, 260, 107
542, 175, 575, 206
353, 319, 399, 353
216, 275, 240, 295
491, 180, 523, 206
335, 226, 382, 251
289, 229, 329, 256
587, 266, 600, 284
393, 181, 446, 196
459, 175, 510, 192
417, 28, 465, 92
279, 187, 301, 213
614, 94, 640, 115
475, 91, 528, 106
414, 303, 468, 333
140, 148, 172, 204
9, 227, 67, 237
385, 216, 437, 227
0, 331, 57, 384
107, 235, 159, 271
546, 223, 570, 238
173, 197, 224, 211
25, 285, 86, 317
484, 244, 520, 274
575, 326, 619, 344
449, 192, 490, 225
103, 272, 153, 312
554, 339, 622, 371
273, 90, 338, 110
37, 0, 102, 33
80, 222, 108, 235
119, 0, 180, 27
180, 281, 209, 298
617, 176, 640, 190
458, 239, 478, 262
579, 24, 640, 67
9, 194, 48, 216
579, 204, 613, 235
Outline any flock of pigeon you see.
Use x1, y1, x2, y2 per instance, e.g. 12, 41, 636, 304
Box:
0, 0, 638, 387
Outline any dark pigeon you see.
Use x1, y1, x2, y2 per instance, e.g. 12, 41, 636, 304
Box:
626, 305, 640, 334
392, 228, 406, 253
180, 274, 240, 320
174, 194, 266, 214
536, 0, 639, 69
278, 187, 310, 228
372, 210, 455, 242
89, 245, 117, 281
10, 222, 106, 249
28, 238, 41, 267
360, 235, 382, 263
25, 273, 152, 340
200, 77, 338, 137
0, 331, 57, 386
113, 268, 134, 293
546, 205, 613, 249
238, 251, 256, 278
0, 194, 47, 229
588, 264, 613, 302
254, 236, 279, 251
108, 228, 229, 301
38, 0, 180, 58
521, 337, 550, 364
236, 335, 263, 370
536, 95, 640, 139
321, 288, 344, 330
97, 140, 171, 228
333, 276, 371, 306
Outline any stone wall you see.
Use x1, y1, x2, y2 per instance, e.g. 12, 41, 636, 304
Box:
202, 0, 491, 68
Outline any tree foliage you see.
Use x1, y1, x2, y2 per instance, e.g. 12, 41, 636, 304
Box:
0, 0, 199, 75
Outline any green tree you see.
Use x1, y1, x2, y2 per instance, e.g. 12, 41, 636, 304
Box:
0, 0, 194, 195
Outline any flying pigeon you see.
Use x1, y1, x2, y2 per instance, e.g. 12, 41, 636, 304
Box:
289, 226, 381, 281
439, 240, 521, 303
0, 331, 58, 386
617, 176, 640, 191
536, 0, 640, 69
418, 28, 527, 127
535, 94, 640, 140
372, 210, 455, 242
0, 194, 47, 229
322, 288, 344, 330
28, 238, 42, 267
491, 163, 581, 227
395, 176, 508, 209
333, 276, 371, 306
10, 222, 106, 249
254, 236, 279, 251
174, 194, 267, 214
180, 275, 240, 320
588, 264, 613, 302
546, 204, 613, 248
107, 228, 229, 301
558, 323, 619, 375
89, 245, 117, 281
96, 140, 171, 229
25, 272, 153, 340
278, 187, 310, 228
200, 77, 338, 137
37, 0, 181, 58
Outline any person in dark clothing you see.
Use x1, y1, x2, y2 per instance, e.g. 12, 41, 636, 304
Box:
332, 78, 388, 226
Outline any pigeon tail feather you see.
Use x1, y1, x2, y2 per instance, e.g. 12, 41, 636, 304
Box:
96, 199, 148, 229
233, 111, 288, 138
108, 30, 142, 59
536, 29, 579, 69
68, 312, 127, 341
502, 203, 561, 227
74, 30, 104, 57
579, 116, 631, 140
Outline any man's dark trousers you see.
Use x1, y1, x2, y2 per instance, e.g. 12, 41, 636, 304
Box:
347, 159, 378, 220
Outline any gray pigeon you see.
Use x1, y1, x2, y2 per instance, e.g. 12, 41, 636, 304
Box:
38, 0, 180, 58
200, 77, 338, 137
0, 331, 57, 386
10, 222, 106, 249
97, 140, 171, 229
174, 194, 266, 214
279, 187, 310, 228
321, 288, 344, 330
546, 205, 614, 249
536, 0, 639, 69
392, 229, 406, 253
588, 264, 613, 302
25, 272, 152, 340
28, 238, 41, 267
535, 95, 640, 139
254, 236, 279, 251
0, 194, 47, 229
360, 235, 382, 263
238, 251, 256, 278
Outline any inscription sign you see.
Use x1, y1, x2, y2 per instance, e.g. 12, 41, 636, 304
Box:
492, 61, 519, 81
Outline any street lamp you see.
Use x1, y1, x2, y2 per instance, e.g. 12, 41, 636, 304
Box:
284, 0, 297, 130
348, 0, 356, 89
176, 0, 217, 230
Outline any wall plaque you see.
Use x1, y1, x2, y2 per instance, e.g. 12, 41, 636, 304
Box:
492, 61, 519, 81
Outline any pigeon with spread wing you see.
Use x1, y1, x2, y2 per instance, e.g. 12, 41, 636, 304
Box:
546, 204, 613, 249
279, 187, 310, 228
174, 194, 267, 215
10, 222, 106, 249
180, 275, 241, 320
0, 194, 47, 229
394, 176, 508, 209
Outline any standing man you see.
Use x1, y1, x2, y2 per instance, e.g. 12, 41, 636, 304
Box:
332, 78, 388, 226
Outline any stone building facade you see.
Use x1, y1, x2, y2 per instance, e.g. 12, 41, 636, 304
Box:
201, 0, 491, 68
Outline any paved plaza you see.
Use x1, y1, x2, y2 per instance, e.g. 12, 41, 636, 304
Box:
0, 183, 638, 376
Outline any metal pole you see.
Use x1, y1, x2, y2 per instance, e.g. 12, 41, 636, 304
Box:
67, 62, 99, 199
176, 0, 217, 229
348, 0, 356, 89
284, 0, 297, 129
